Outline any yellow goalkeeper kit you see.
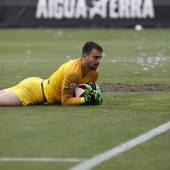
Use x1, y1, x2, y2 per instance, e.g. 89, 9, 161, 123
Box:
5, 58, 99, 106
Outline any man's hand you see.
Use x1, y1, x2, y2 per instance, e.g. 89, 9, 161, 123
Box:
84, 83, 102, 105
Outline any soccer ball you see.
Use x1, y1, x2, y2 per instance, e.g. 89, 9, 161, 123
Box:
75, 83, 89, 97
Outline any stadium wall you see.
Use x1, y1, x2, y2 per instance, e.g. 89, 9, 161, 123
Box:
0, 0, 170, 28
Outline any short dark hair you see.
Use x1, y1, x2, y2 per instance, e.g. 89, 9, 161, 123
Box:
82, 41, 103, 55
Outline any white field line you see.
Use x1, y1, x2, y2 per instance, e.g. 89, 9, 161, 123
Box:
0, 57, 170, 63
0, 59, 136, 63
0, 157, 85, 162
69, 121, 170, 170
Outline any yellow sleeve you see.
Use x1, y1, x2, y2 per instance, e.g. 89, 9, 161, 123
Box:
61, 68, 100, 106
61, 70, 83, 106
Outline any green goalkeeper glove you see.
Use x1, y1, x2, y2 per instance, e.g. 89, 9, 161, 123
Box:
83, 83, 102, 105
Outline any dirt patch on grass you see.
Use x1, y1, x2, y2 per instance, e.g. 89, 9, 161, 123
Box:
1, 84, 170, 93
100, 83, 170, 92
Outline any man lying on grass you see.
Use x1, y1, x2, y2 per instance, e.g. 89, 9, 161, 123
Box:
0, 41, 103, 106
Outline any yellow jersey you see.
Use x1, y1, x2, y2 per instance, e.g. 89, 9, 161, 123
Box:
43, 58, 99, 105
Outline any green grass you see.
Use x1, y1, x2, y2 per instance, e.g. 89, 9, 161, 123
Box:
0, 28, 170, 170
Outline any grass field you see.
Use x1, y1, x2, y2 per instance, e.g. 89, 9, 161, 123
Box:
0, 28, 170, 170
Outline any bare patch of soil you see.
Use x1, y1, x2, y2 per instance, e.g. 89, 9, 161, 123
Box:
100, 83, 170, 92
1, 84, 170, 93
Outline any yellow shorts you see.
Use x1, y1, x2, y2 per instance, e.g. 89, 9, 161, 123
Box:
5, 77, 45, 106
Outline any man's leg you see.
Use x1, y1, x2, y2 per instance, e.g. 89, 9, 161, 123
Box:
0, 91, 23, 106
0, 90, 4, 94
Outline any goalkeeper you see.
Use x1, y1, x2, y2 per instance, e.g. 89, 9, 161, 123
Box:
0, 41, 103, 106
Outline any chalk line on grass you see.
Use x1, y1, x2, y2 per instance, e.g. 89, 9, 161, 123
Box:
0, 157, 85, 162
69, 121, 170, 170
0, 56, 169, 63
0, 122, 169, 168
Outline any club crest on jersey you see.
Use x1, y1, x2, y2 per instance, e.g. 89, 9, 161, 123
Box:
70, 83, 76, 89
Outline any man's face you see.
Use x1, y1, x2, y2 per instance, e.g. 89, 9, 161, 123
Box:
84, 49, 102, 70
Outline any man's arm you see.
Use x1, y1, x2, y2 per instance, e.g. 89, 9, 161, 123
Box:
61, 72, 82, 106
61, 70, 101, 106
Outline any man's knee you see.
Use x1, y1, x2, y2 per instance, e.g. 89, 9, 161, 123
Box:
0, 92, 23, 106
0, 90, 5, 94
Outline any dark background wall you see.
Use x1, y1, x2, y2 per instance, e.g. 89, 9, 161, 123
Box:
0, 0, 170, 28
